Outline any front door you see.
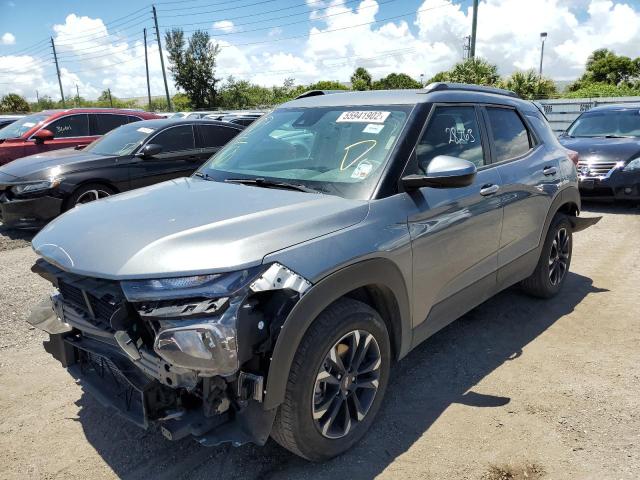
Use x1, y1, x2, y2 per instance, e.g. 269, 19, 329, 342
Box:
129, 124, 199, 189
406, 105, 503, 338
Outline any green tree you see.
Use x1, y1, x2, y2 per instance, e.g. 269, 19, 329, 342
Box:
0, 93, 30, 112
445, 58, 500, 85
564, 81, 640, 98
500, 70, 557, 99
372, 73, 422, 90
425, 71, 449, 84
172, 92, 192, 110
350, 67, 372, 91
165, 29, 220, 108
307, 80, 349, 91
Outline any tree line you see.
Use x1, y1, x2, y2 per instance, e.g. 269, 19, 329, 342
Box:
2, 27, 639, 113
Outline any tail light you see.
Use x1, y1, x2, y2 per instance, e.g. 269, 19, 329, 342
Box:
566, 149, 579, 166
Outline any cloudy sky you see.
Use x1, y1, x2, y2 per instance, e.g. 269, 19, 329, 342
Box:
1, 0, 639, 101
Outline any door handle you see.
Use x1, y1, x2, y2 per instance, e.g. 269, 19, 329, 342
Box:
543, 166, 557, 176
479, 184, 500, 196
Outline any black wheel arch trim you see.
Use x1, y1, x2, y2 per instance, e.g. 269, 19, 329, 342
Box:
262, 258, 411, 411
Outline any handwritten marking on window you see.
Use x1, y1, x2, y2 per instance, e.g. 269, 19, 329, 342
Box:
446, 126, 475, 145
56, 125, 73, 134
340, 140, 377, 170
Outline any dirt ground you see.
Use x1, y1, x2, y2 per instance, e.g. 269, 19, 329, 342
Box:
0, 202, 638, 480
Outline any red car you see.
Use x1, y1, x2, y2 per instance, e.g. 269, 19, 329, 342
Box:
0, 108, 162, 165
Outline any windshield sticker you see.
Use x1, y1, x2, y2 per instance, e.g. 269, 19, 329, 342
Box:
336, 111, 390, 123
351, 160, 373, 180
137, 127, 155, 134
340, 140, 377, 170
22, 122, 36, 127
363, 124, 385, 134
385, 135, 397, 150
447, 126, 476, 145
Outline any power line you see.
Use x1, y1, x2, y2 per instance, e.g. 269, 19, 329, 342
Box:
158, 0, 279, 18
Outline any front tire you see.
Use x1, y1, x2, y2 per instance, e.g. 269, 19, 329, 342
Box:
520, 213, 572, 298
271, 298, 390, 461
65, 183, 115, 210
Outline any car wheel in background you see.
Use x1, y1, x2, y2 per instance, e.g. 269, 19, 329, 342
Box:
65, 183, 115, 210
520, 213, 573, 298
271, 298, 391, 461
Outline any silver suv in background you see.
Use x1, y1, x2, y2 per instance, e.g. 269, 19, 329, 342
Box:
28, 84, 598, 461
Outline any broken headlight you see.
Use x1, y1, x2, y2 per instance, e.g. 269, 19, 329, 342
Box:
120, 264, 311, 375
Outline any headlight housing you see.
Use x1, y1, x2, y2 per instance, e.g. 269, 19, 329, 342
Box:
623, 158, 640, 171
121, 263, 311, 375
12, 178, 62, 195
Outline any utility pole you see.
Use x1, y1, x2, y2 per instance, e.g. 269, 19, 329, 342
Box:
107, 88, 114, 107
539, 32, 548, 77
75, 83, 80, 107
144, 27, 152, 111
50, 37, 65, 107
152, 5, 171, 110
470, 0, 479, 59
36, 90, 39, 104
463, 35, 471, 60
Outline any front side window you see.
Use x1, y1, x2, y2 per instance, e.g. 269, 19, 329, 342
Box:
198, 106, 412, 200
46, 114, 89, 138
150, 125, 195, 152
566, 109, 640, 138
486, 107, 532, 162
414, 105, 485, 172
92, 114, 129, 135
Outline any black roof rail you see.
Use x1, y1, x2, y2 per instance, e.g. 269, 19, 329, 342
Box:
425, 82, 520, 98
294, 89, 347, 99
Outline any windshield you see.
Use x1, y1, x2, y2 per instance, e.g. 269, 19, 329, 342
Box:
0, 113, 49, 140
567, 109, 640, 137
84, 123, 156, 156
198, 106, 411, 200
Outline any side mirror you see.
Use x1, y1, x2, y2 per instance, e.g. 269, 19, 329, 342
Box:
33, 129, 54, 144
137, 143, 162, 159
402, 155, 477, 190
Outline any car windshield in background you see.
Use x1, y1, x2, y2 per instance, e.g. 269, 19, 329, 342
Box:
84, 123, 155, 156
0, 113, 49, 140
567, 109, 640, 138
199, 106, 411, 200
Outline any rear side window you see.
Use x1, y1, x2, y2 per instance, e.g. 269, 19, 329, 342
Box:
127, 115, 143, 123
415, 105, 485, 170
486, 108, 532, 162
92, 114, 129, 135
46, 114, 89, 138
151, 125, 194, 152
197, 125, 240, 148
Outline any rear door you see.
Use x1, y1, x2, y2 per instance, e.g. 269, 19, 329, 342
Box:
195, 123, 242, 161
27, 114, 91, 156
483, 106, 562, 282
129, 124, 198, 188
407, 104, 503, 335
90, 113, 130, 136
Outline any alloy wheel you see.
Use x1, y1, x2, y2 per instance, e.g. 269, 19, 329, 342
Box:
548, 227, 570, 286
312, 329, 382, 439
75, 189, 111, 206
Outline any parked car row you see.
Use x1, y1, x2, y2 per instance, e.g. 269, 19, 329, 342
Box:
24, 84, 599, 461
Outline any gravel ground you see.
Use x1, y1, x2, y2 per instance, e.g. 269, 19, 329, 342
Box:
0, 203, 638, 479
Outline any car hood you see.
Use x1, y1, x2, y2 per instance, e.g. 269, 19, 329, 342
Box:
560, 136, 640, 163
0, 148, 112, 181
32, 177, 369, 280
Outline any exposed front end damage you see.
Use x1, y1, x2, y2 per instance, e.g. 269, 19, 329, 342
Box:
28, 259, 311, 447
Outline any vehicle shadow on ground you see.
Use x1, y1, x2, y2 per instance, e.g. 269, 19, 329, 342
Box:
0, 225, 36, 251
74, 272, 606, 480
581, 200, 639, 215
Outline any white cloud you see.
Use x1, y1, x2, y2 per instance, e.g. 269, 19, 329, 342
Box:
268, 27, 283, 37
213, 20, 236, 33
1, 32, 15, 45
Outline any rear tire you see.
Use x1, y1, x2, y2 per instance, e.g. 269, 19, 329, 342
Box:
270, 298, 390, 461
65, 183, 115, 210
520, 213, 572, 298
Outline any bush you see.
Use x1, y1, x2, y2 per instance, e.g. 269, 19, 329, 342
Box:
0, 93, 30, 113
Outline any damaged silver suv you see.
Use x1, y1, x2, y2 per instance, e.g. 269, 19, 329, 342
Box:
29, 84, 598, 461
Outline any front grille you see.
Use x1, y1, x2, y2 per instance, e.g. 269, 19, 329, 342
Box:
577, 160, 618, 177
